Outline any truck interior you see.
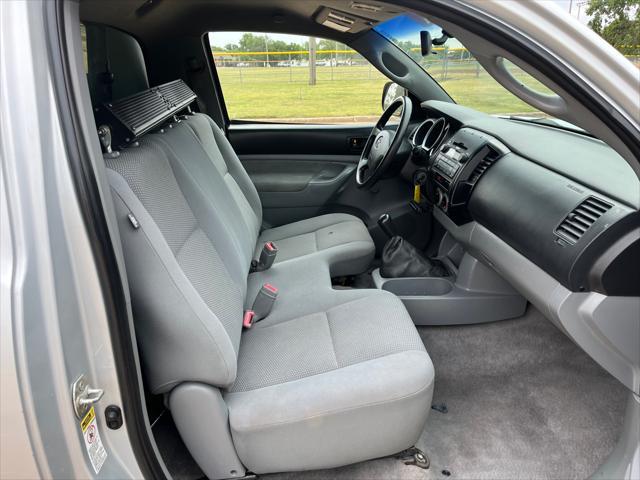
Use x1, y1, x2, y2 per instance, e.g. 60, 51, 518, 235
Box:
55, 0, 640, 478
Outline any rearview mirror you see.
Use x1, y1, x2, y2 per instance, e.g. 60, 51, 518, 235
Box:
382, 82, 408, 111
420, 31, 432, 56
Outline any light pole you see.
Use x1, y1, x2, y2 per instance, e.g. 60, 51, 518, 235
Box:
576, 0, 589, 21
264, 34, 269, 67
309, 37, 317, 85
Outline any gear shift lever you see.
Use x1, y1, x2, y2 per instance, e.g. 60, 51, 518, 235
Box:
377, 213, 398, 239
378, 213, 448, 278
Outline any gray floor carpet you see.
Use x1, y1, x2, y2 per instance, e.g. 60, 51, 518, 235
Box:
264, 306, 628, 480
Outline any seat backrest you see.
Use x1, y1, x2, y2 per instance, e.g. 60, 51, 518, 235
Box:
183, 113, 262, 237
85, 21, 261, 393
152, 119, 260, 282
105, 127, 247, 393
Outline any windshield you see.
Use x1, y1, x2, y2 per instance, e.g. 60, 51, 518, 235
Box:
374, 14, 563, 122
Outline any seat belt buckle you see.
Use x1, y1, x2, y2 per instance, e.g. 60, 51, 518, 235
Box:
252, 283, 278, 321
243, 310, 256, 329
250, 242, 278, 273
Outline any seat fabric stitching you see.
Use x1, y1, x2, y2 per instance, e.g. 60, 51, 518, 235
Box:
174, 223, 200, 260
325, 311, 340, 369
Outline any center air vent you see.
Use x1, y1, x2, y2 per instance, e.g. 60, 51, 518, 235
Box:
468, 148, 500, 184
555, 196, 612, 244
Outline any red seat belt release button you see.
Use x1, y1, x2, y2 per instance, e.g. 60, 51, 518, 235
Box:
263, 283, 278, 294
243, 310, 255, 329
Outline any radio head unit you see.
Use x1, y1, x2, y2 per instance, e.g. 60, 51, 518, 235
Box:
427, 128, 506, 223
433, 144, 469, 183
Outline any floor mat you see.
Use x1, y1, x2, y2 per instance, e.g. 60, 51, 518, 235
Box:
416, 306, 627, 479
264, 306, 627, 480
152, 410, 205, 480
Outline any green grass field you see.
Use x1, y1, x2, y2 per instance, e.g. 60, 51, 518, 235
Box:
217, 63, 547, 121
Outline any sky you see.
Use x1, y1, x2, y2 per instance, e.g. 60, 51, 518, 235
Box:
210, 32, 308, 48
208, 0, 591, 48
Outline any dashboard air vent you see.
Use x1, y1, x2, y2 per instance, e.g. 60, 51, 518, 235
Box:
555, 196, 612, 244
469, 148, 500, 184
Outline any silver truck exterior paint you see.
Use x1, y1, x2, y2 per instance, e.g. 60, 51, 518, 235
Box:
1, 0, 638, 478
1, 0, 144, 477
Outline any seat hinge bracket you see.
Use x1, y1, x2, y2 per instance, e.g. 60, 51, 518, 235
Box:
395, 446, 430, 469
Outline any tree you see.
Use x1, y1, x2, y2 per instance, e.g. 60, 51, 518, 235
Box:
219, 34, 309, 63
235, 33, 264, 52
587, 0, 640, 53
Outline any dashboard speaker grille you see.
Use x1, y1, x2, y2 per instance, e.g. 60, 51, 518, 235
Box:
555, 196, 612, 244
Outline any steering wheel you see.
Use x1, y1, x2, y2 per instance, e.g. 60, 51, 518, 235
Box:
356, 96, 413, 187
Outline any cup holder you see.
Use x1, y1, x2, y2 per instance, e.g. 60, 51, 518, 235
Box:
381, 277, 453, 297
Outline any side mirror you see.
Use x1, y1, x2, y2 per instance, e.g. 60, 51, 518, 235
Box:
382, 82, 408, 111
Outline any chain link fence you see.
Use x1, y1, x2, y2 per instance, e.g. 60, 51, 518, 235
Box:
214, 49, 384, 85
214, 46, 639, 86
212, 46, 639, 122
213, 47, 491, 85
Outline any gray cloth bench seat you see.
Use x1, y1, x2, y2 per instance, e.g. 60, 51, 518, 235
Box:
226, 293, 433, 474
184, 113, 375, 274
256, 213, 374, 276
104, 112, 435, 478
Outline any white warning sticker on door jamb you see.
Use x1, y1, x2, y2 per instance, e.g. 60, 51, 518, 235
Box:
80, 406, 108, 474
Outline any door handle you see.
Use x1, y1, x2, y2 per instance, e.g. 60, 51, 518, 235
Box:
348, 137, 367, 152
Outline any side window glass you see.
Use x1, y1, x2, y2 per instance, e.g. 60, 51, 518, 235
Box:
209, 32, 387, 124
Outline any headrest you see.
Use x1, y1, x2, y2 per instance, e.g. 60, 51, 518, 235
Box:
86, 24, 149, 106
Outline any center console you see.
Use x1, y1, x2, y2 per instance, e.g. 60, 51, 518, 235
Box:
372, 233, 527, 326
429, 128, 507, 224
371, 128, 526, 326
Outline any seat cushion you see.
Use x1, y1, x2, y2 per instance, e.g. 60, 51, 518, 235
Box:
245, 251, 386, 326
257, 213, 375, 276
225, 294, 434, 474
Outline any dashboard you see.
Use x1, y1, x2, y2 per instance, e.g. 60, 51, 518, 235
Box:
405, 100, 640, 297
398, 99, 640, 395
